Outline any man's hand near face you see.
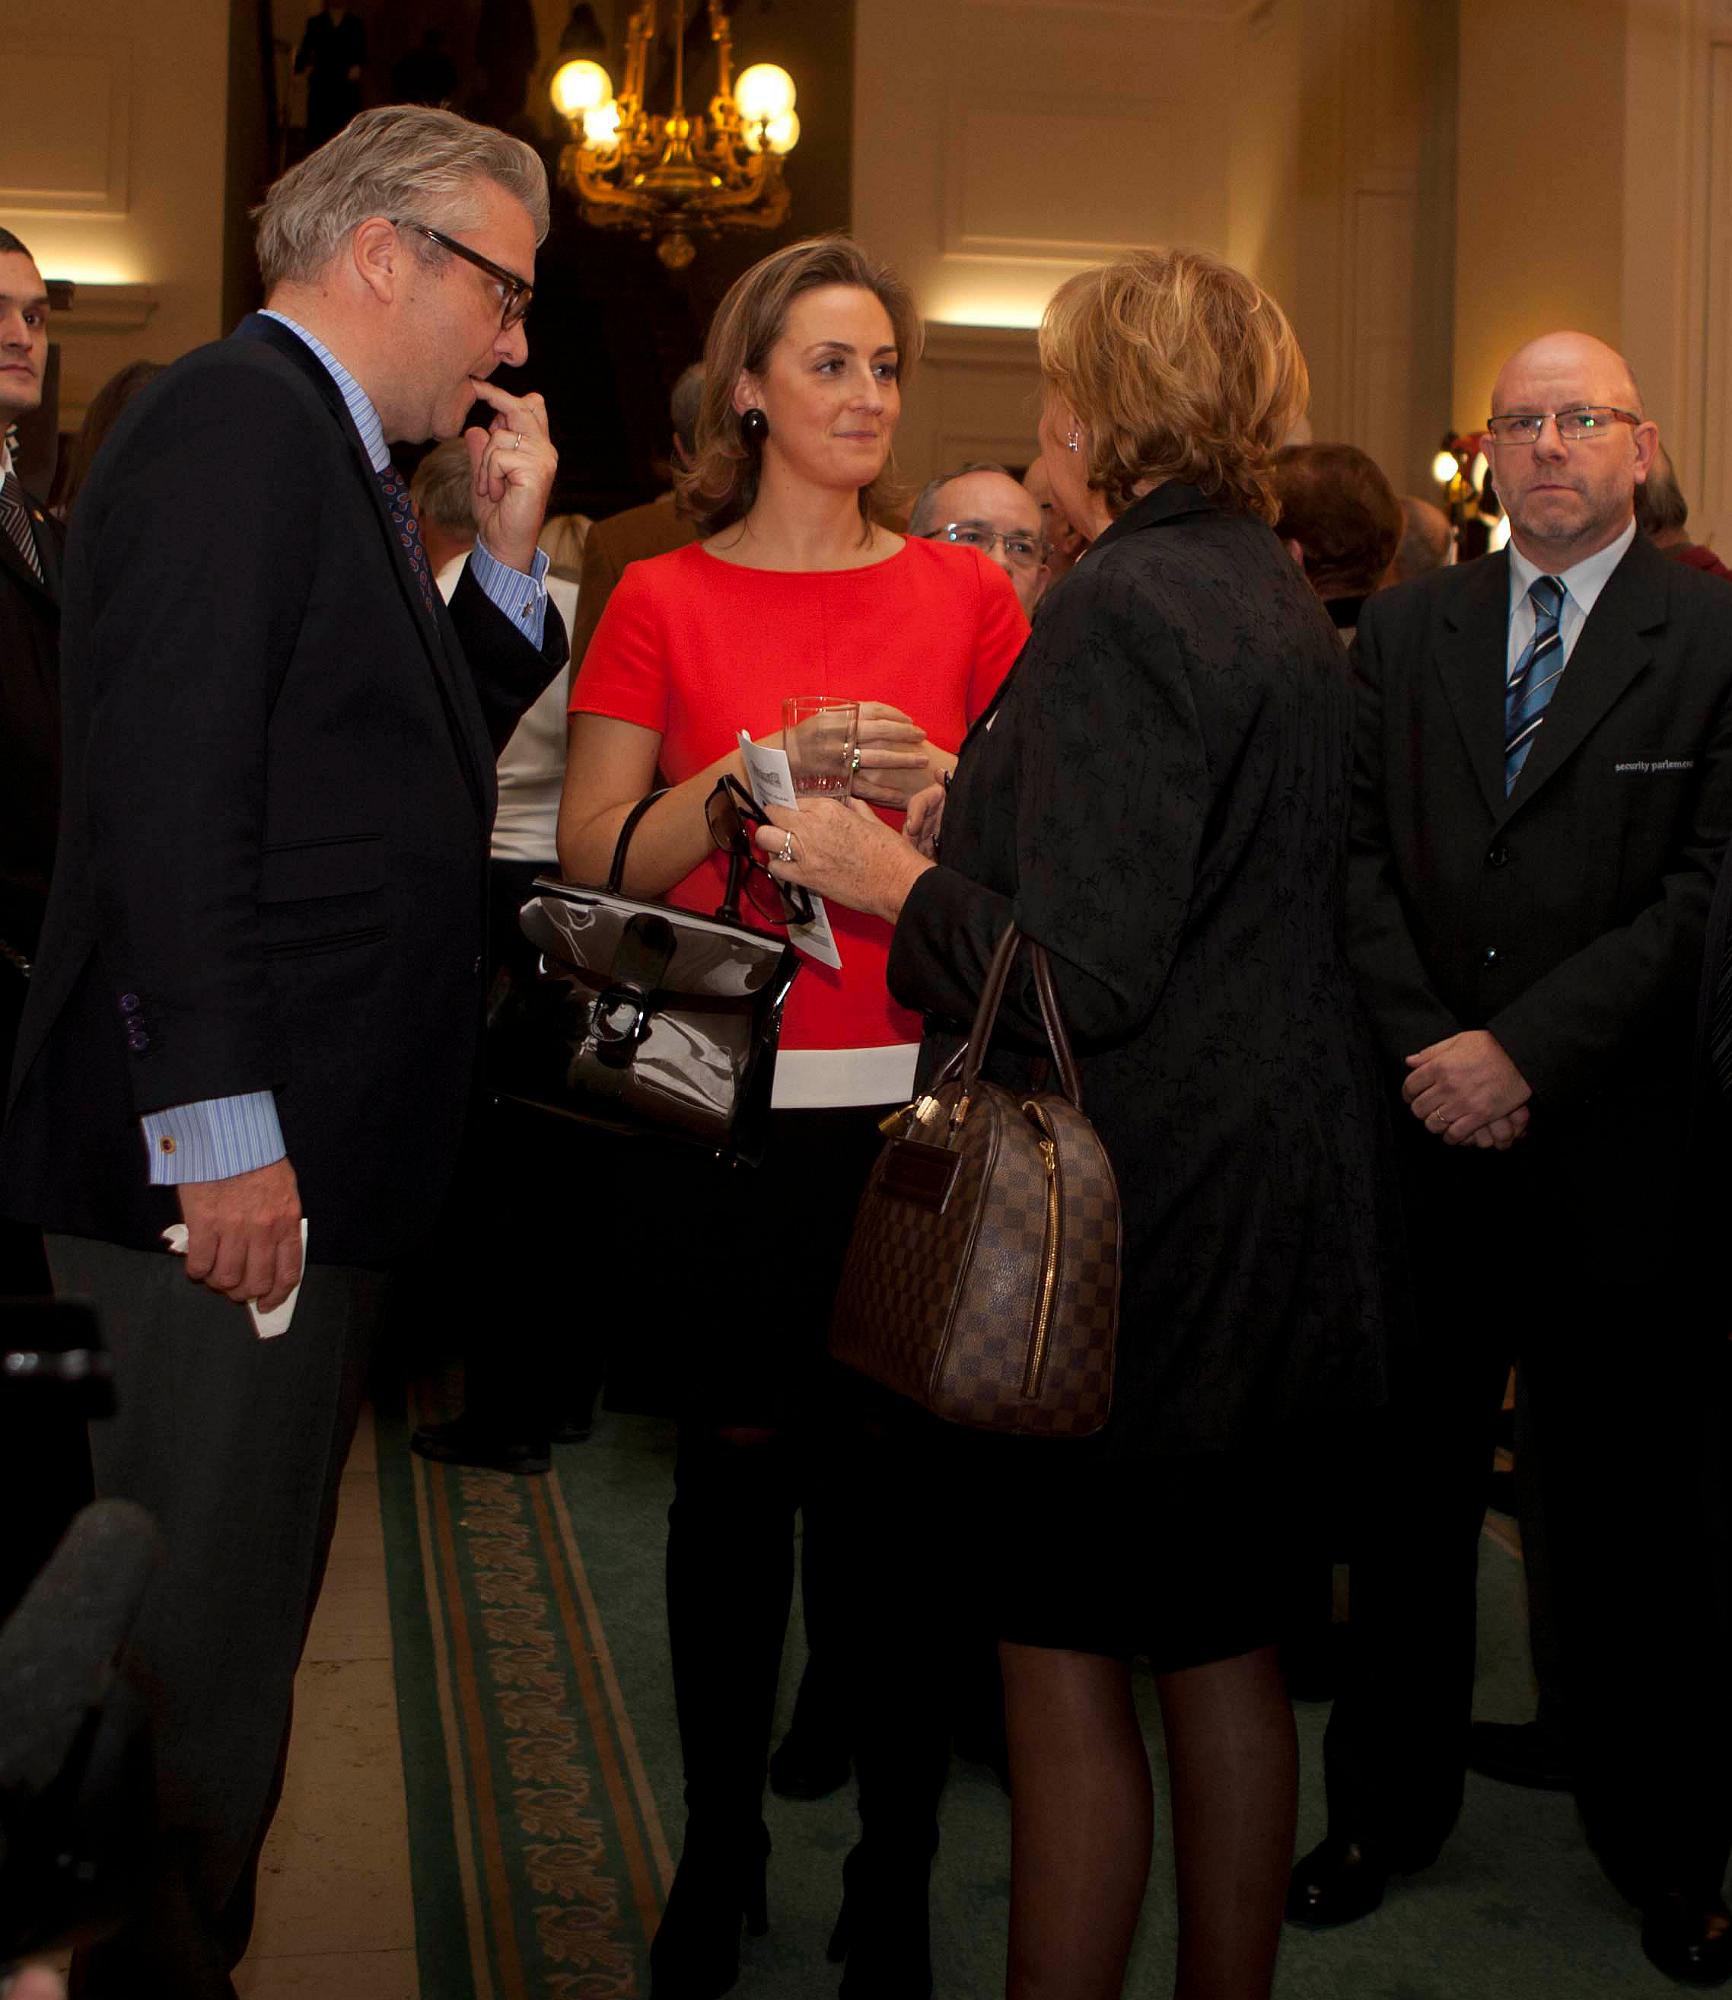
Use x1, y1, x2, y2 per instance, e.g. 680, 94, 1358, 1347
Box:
464, 379, 555, 574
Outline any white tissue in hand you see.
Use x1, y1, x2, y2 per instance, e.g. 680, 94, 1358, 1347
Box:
160, 1218, 309, 1339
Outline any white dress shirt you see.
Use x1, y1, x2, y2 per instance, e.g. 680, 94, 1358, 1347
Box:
1505, 517, 1636, 681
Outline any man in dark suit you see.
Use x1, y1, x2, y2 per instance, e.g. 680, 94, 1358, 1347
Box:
1290, 331, 1732, 1984
0, 224, 90, 1623
0, 226, 62, 1179
0, 106, 565, 1995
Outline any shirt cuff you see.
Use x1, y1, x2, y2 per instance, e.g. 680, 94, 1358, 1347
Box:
471, 537, 551, 649
142, 1092, 286, 1185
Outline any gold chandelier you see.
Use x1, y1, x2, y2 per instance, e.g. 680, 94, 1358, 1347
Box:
549, 2, 800, 272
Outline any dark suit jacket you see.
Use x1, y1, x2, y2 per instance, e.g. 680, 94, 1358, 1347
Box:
565, 495, 698, 672
1348, 532, 1732, 1289
0, 315, 564, 1267
888, 483, 1396, 1455
0, 481, 65, 962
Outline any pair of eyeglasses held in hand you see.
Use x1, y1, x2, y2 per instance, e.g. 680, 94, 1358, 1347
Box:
705, 776, 815, 928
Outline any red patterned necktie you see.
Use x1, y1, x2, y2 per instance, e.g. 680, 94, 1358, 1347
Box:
376, 462, 436, 615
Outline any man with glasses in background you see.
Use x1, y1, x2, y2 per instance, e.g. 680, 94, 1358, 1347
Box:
0, 106, 565, 1995
910, 459, 1051, 618
1290, 330, 1732, 1985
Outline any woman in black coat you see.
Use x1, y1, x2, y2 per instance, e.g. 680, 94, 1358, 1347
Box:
756, 247, 1396, 1999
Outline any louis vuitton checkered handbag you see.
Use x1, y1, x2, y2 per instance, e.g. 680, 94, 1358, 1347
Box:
830, 923, 1121, 1436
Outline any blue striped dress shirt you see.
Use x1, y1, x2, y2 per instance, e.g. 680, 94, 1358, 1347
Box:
142, 311, 550, 1186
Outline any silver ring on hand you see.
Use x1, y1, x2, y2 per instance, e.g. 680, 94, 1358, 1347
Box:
1432, 1110, 1447, 1128
850, 749, 862, 773
777, 832, 795, 865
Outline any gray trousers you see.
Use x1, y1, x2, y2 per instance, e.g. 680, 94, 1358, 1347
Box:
48, 1234, 385, 2000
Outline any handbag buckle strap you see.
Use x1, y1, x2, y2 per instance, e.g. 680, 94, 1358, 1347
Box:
591, 912, 677, 1069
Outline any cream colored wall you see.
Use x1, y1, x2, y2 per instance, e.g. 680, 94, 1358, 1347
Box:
855, 0, 1455, 494
1453, 0, 1627, 435
1, 0, 231, 427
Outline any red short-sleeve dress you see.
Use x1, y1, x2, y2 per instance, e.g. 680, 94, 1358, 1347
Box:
571, 536, 1028, 1108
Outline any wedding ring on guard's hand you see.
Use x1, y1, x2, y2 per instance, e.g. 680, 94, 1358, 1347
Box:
782, 696, 861, 801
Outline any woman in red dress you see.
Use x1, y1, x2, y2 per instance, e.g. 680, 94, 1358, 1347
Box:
560, 235, 1026, 1998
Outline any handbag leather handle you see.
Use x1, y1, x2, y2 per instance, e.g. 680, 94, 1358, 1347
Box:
607, 789, 672, 893
960, 922, 1085, 1110
1030, 946, 1084, 1106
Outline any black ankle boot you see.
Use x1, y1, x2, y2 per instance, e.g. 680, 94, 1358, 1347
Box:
648, 1822, 770, 2000
827, 1842, 933, 1999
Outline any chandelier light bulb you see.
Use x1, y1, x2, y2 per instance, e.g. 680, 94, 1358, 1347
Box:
734, 63, 796, 124
1431, 447, 1460, 487
742, 109, 800, 156
551, 58, 614, 118
583, 100, 622, 145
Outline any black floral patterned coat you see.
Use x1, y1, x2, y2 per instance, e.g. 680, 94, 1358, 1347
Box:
887, 480, 1398, 1458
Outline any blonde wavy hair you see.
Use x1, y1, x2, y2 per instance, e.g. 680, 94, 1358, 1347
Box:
677, 235, 922, 536
1039, 248, 1308, 526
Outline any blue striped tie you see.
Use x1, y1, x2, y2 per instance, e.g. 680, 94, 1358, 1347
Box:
1504, 574, 1566, 793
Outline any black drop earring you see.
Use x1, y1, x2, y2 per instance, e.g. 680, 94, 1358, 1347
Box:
739, 406, 769, 447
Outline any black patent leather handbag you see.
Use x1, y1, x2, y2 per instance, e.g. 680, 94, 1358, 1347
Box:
486, 792, 801, 1164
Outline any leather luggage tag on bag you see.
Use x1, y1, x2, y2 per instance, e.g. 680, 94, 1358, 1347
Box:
882, 1139, 961, 1212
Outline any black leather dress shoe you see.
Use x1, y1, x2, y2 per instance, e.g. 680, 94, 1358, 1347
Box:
410, 1415, 550, 1475
1642, 1894, 1732, 1986
1286, 1834, 1440, 1929
1286, 1837, 1389, 1927
1466, 1719, 1575, 1791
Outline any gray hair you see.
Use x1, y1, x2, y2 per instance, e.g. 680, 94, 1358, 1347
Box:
669, 363, 705, 453
409, 438, 477, 538
252, 104, 549, 291
908, 459, 1016, 538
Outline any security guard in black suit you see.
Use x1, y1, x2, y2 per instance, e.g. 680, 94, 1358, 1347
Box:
1291, 331, 1732, 1986
0, 225, 88, 1625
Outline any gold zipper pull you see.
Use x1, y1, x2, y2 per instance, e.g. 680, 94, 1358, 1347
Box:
1023, 1136, 1061, 1401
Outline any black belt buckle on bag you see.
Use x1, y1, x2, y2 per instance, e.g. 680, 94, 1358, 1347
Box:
591, 913, 677, 1069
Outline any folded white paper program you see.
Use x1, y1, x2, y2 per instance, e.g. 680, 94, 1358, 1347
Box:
161, 1218, 309, 1339
737, 732, 844, 970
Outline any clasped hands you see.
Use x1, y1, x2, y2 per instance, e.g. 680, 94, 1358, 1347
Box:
1402, 1029, 1531, 1150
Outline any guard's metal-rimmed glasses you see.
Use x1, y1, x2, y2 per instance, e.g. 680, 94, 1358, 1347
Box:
1485, 406, 1642, 444
923, 521, 1050, 571
399, 221, 534, 330
704, 775, 815, 929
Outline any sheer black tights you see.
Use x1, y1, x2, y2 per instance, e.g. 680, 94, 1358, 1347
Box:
1002, 1642, 1296, 2000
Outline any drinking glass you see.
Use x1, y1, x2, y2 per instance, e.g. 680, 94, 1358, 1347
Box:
782, 697, 859, 800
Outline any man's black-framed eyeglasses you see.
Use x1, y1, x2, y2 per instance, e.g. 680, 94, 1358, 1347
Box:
399, 222, 533, 330
1485, 406, 1641, 444
705, 775, 815, 928
922, 521, 1049, 571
